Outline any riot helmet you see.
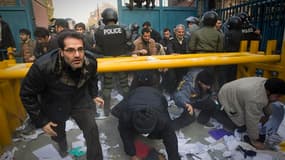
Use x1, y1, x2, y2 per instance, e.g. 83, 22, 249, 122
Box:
101, 8, 118, 24
237, 12, 250, 23
202, 11, 218, 26
185, 16, 200, 25
227, 16, 242, 30
130, 23, 140, 32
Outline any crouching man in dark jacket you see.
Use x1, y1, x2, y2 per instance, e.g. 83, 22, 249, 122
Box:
112, 70, 180, 160
172, 68, 217, 129
20, 31, 104, 160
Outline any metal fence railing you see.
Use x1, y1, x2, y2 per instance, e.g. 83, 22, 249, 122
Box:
216, 0, 285, 52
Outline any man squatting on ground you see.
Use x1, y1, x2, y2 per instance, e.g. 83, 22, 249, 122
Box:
20, 31, 104, 160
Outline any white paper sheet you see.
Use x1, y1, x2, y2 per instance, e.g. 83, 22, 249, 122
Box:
32, 144, 72, 160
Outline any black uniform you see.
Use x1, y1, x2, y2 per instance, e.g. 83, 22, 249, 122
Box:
242, 23, 260, 41
95, 24, 131, 57
95, 23, 132, 116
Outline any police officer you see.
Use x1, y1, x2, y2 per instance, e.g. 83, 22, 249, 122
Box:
224, 16, 243, 52
95, 8, 133, 117
189, 11, 223, 52
238, 12, 261, 41
217, 16, 243, 87
129, 23, 140, 42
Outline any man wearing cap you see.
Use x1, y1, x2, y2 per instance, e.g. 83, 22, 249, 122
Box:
112, 70, 180, 160
172, 68, 217, 129
215, 77, 285, 149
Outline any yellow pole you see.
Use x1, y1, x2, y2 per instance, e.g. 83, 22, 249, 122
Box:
249, 41, 259, 54
97, 52, 248, 63
240, 40, 248, 52
281, 41, 285, 66
0, 54, 281, 79
97, 54, 280, 72
265, 40, 277, 55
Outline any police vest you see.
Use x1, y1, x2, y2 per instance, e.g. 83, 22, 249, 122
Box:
95, 25, 130, 56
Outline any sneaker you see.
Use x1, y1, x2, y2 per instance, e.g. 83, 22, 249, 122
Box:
95, 114, 109, 120
95, 112, 100, 118
203, 121, 215, 128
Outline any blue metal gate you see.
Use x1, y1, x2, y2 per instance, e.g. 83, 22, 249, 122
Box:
117, 0, 198, 33
0, 0, 35, 52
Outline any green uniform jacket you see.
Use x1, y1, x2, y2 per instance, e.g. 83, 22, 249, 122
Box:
189, 26, 223, 52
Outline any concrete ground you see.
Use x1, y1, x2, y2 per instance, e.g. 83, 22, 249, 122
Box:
3, 93, 285, 160
7, 115, 215, 160
4, 112, 285, 160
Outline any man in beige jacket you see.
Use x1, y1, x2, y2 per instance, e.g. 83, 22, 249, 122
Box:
216, 77, 285, 149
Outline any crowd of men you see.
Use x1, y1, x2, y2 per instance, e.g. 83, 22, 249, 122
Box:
4, 7, 284, 160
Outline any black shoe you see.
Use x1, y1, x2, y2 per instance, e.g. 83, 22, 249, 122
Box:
57, 140, 68, 157
203, 121, 215, 128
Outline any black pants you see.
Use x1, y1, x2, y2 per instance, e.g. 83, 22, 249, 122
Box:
212, 109, 239, 131
215, 65, 237, 89
192, 98, 217, 124
102, 72, 129, 116
171, 109, 196, 130
213, 109, 266, 143
160, 69, 177, 95
51, 109, 103, 160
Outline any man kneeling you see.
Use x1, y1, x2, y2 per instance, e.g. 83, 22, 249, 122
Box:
112, 70, 180, 160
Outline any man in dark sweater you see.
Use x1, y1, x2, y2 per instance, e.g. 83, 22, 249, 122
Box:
112, 70, 180, 160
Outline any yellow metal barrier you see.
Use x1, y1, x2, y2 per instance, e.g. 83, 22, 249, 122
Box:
0, 58, 26, 153
237, 40, 285, 79
0, 80, 26, 153
0, 40, 284, 153
0, 53, 281, 78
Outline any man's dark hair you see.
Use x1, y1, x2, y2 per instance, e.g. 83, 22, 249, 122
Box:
19, 28, 31, 37
75, 22, 86, 30
143, 21, 151, 27
163, 28, 171, 33
264, 78, 285, 95
57, 31, 85, 50
202, 11, 218, 26
132, 107, 158, 133
196, 70, 214, 86
134, 70, 159, 87
34, 27, 50, 38
141, 27, 151, 35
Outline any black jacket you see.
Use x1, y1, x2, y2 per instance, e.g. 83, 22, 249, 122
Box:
113, 86, 180, 160
20, 49, 99, 128
150, 29, 162, 43
167, 37, 189, 54
0, 21, 15, 49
